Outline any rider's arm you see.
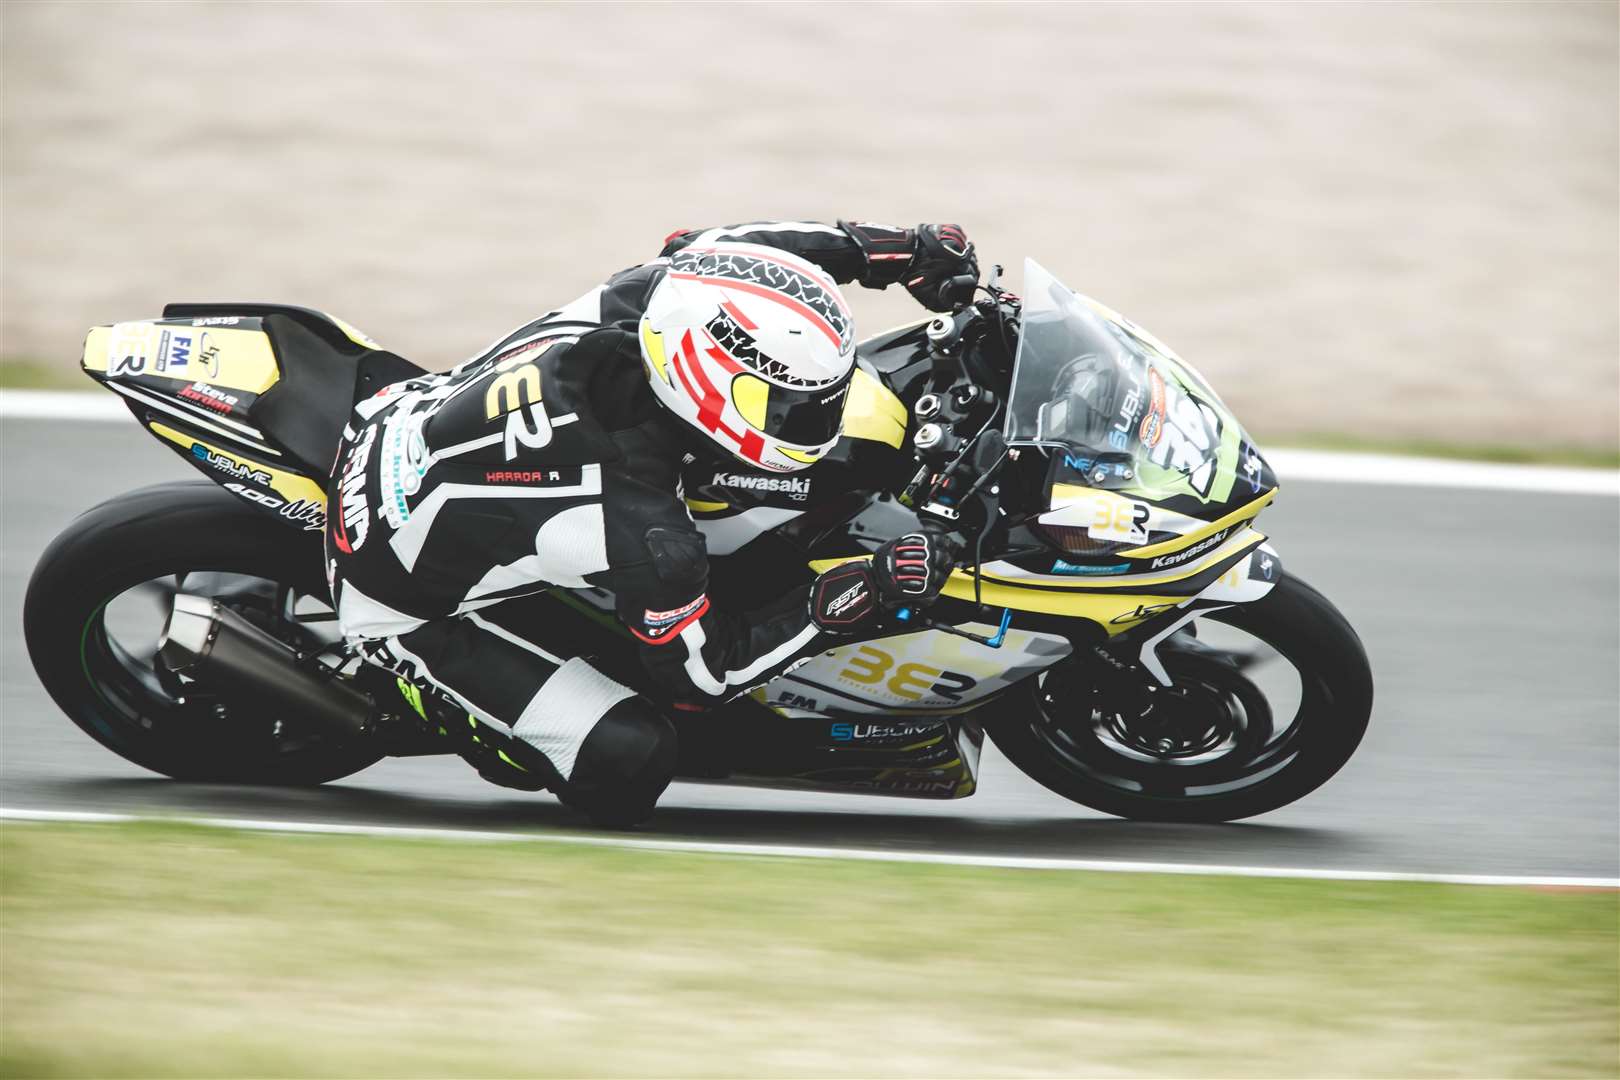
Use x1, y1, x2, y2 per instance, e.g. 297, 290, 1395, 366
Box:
605, 518, 962, 704
604, 523, 826, 703
658, 221, 977, 311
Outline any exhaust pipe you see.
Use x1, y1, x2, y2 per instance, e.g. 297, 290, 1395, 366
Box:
158, 593, 373, 739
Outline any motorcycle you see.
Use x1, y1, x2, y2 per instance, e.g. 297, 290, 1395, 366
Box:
23, 258, 1373, 823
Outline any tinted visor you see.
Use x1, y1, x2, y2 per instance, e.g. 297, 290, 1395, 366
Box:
734, 371, 851, 446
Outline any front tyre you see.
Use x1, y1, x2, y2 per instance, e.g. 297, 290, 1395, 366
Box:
23, 481, 382, 785
987, 573, 1373, 822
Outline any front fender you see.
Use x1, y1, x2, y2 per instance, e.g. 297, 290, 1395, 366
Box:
1132, 541, 1283, 686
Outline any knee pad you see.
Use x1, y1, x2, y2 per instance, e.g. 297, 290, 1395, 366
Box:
564, 697, 678, 827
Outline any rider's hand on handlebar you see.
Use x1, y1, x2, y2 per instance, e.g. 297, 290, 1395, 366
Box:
809, 527, 963, 633
906, 224, 979, 312
872, 527, 962, 606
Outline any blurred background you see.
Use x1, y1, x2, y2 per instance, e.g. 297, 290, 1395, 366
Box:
4, 5, 1618, 1076
3, 0, 1616, 454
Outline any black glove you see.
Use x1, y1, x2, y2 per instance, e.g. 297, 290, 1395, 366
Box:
809, 529, 962, 633
905, 224, 978, 311
837, 221, 978, 311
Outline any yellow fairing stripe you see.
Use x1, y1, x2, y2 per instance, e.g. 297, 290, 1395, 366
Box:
944, 573, 1184, 629
685, 498, 730, 513
149, 421, 327, 508
841, 367, 907, 449
810, 530, 1261, 596
731, 372, 770, 429
1118, 489, 1276, 558
807, 555, 1192, 634
639, 318, 670, 383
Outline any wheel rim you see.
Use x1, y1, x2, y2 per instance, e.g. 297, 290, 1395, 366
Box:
1028, 612, 1319, 802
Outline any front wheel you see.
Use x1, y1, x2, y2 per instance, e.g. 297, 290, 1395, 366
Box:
986, 573, 1373, 822
23, 481, 383, 785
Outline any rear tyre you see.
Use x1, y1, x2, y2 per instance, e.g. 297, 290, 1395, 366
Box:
23, 481, 382, 785
986, 572, 1373, 822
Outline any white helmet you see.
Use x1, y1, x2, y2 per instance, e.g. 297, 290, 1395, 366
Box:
639, 241, 856, 473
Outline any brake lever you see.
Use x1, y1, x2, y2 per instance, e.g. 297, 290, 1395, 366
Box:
892, 604, 1012, 649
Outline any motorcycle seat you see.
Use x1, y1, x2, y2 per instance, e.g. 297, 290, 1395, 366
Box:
161, 302, 425, 477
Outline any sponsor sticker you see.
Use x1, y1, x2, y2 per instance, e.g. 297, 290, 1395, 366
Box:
1138, 368, 1167, 448
637, 594, 708, 641
190, 442, 272, 486
709, 471, 812, 501
379, 410, 429, 530
155, 329, 206, 372
1148, 526, 1231, 569
331, 423, 377, 553
224, 482, 282, 509
1050, 559, 1130, 575
824, 580, 868, 618
107, 322, 161, 375
1109, 602, 1177, 626
1109, 358, 1146, 451
1241, 441, 1265, 493
177, 380, 238, 415
280, 499, 326, 532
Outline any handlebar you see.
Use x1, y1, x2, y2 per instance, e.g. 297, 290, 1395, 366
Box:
888, 263, 1026, 637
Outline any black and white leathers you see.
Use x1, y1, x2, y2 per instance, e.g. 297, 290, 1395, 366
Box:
326, 221, 950, 788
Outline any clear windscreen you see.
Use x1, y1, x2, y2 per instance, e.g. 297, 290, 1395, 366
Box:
1004, 258, 1233, 498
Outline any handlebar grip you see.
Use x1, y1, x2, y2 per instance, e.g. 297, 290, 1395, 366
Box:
942, 273, 979, 310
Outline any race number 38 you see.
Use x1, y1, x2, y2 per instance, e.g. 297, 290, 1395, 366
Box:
839, 645, 977, 703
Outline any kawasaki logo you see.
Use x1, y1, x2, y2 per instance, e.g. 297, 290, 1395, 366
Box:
1149, 527, 1231, 569
710, 472, 811, 500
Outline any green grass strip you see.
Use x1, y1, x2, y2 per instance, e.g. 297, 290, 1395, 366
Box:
2, 820, 1615, 1078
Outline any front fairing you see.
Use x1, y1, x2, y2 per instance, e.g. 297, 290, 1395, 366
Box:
1006, 259, 1276, 519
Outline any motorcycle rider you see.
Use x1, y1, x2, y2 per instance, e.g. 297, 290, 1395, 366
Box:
326, 220, 977, 824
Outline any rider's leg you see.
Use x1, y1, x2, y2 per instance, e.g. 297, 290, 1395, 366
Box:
357, 611, 676, 824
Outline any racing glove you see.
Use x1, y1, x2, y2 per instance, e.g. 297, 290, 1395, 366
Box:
809, 529, 963, 633
837, 221, 979, 311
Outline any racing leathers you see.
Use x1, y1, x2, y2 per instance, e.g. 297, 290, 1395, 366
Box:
326, 220, 973, 820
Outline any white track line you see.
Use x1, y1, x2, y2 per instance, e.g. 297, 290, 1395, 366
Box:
0, 389, 128, 421
1264, 447, 1619, 498
2, 389, 1614, 496
3, 808, 1614, 888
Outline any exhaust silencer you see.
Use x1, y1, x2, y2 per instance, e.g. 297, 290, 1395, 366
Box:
159, 593, 373, 739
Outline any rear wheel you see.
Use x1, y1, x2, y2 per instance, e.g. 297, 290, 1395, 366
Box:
986, 573, 1372, 822
23, 481, 382, 785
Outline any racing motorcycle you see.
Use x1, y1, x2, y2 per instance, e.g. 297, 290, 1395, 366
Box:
23, 258, 1373, 823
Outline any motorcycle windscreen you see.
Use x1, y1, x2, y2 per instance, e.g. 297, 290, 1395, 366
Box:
1003, 258, 1256, 504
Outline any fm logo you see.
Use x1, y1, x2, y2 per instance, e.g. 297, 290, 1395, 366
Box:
838, 645, 978, 702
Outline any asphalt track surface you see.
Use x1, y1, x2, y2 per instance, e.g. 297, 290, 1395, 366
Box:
3, 415, 1617, 879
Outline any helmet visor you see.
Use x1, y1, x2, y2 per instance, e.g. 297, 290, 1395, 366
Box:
733, 371, 851, 446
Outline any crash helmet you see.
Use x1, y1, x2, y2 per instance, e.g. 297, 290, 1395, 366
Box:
639, 242, 856, 473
